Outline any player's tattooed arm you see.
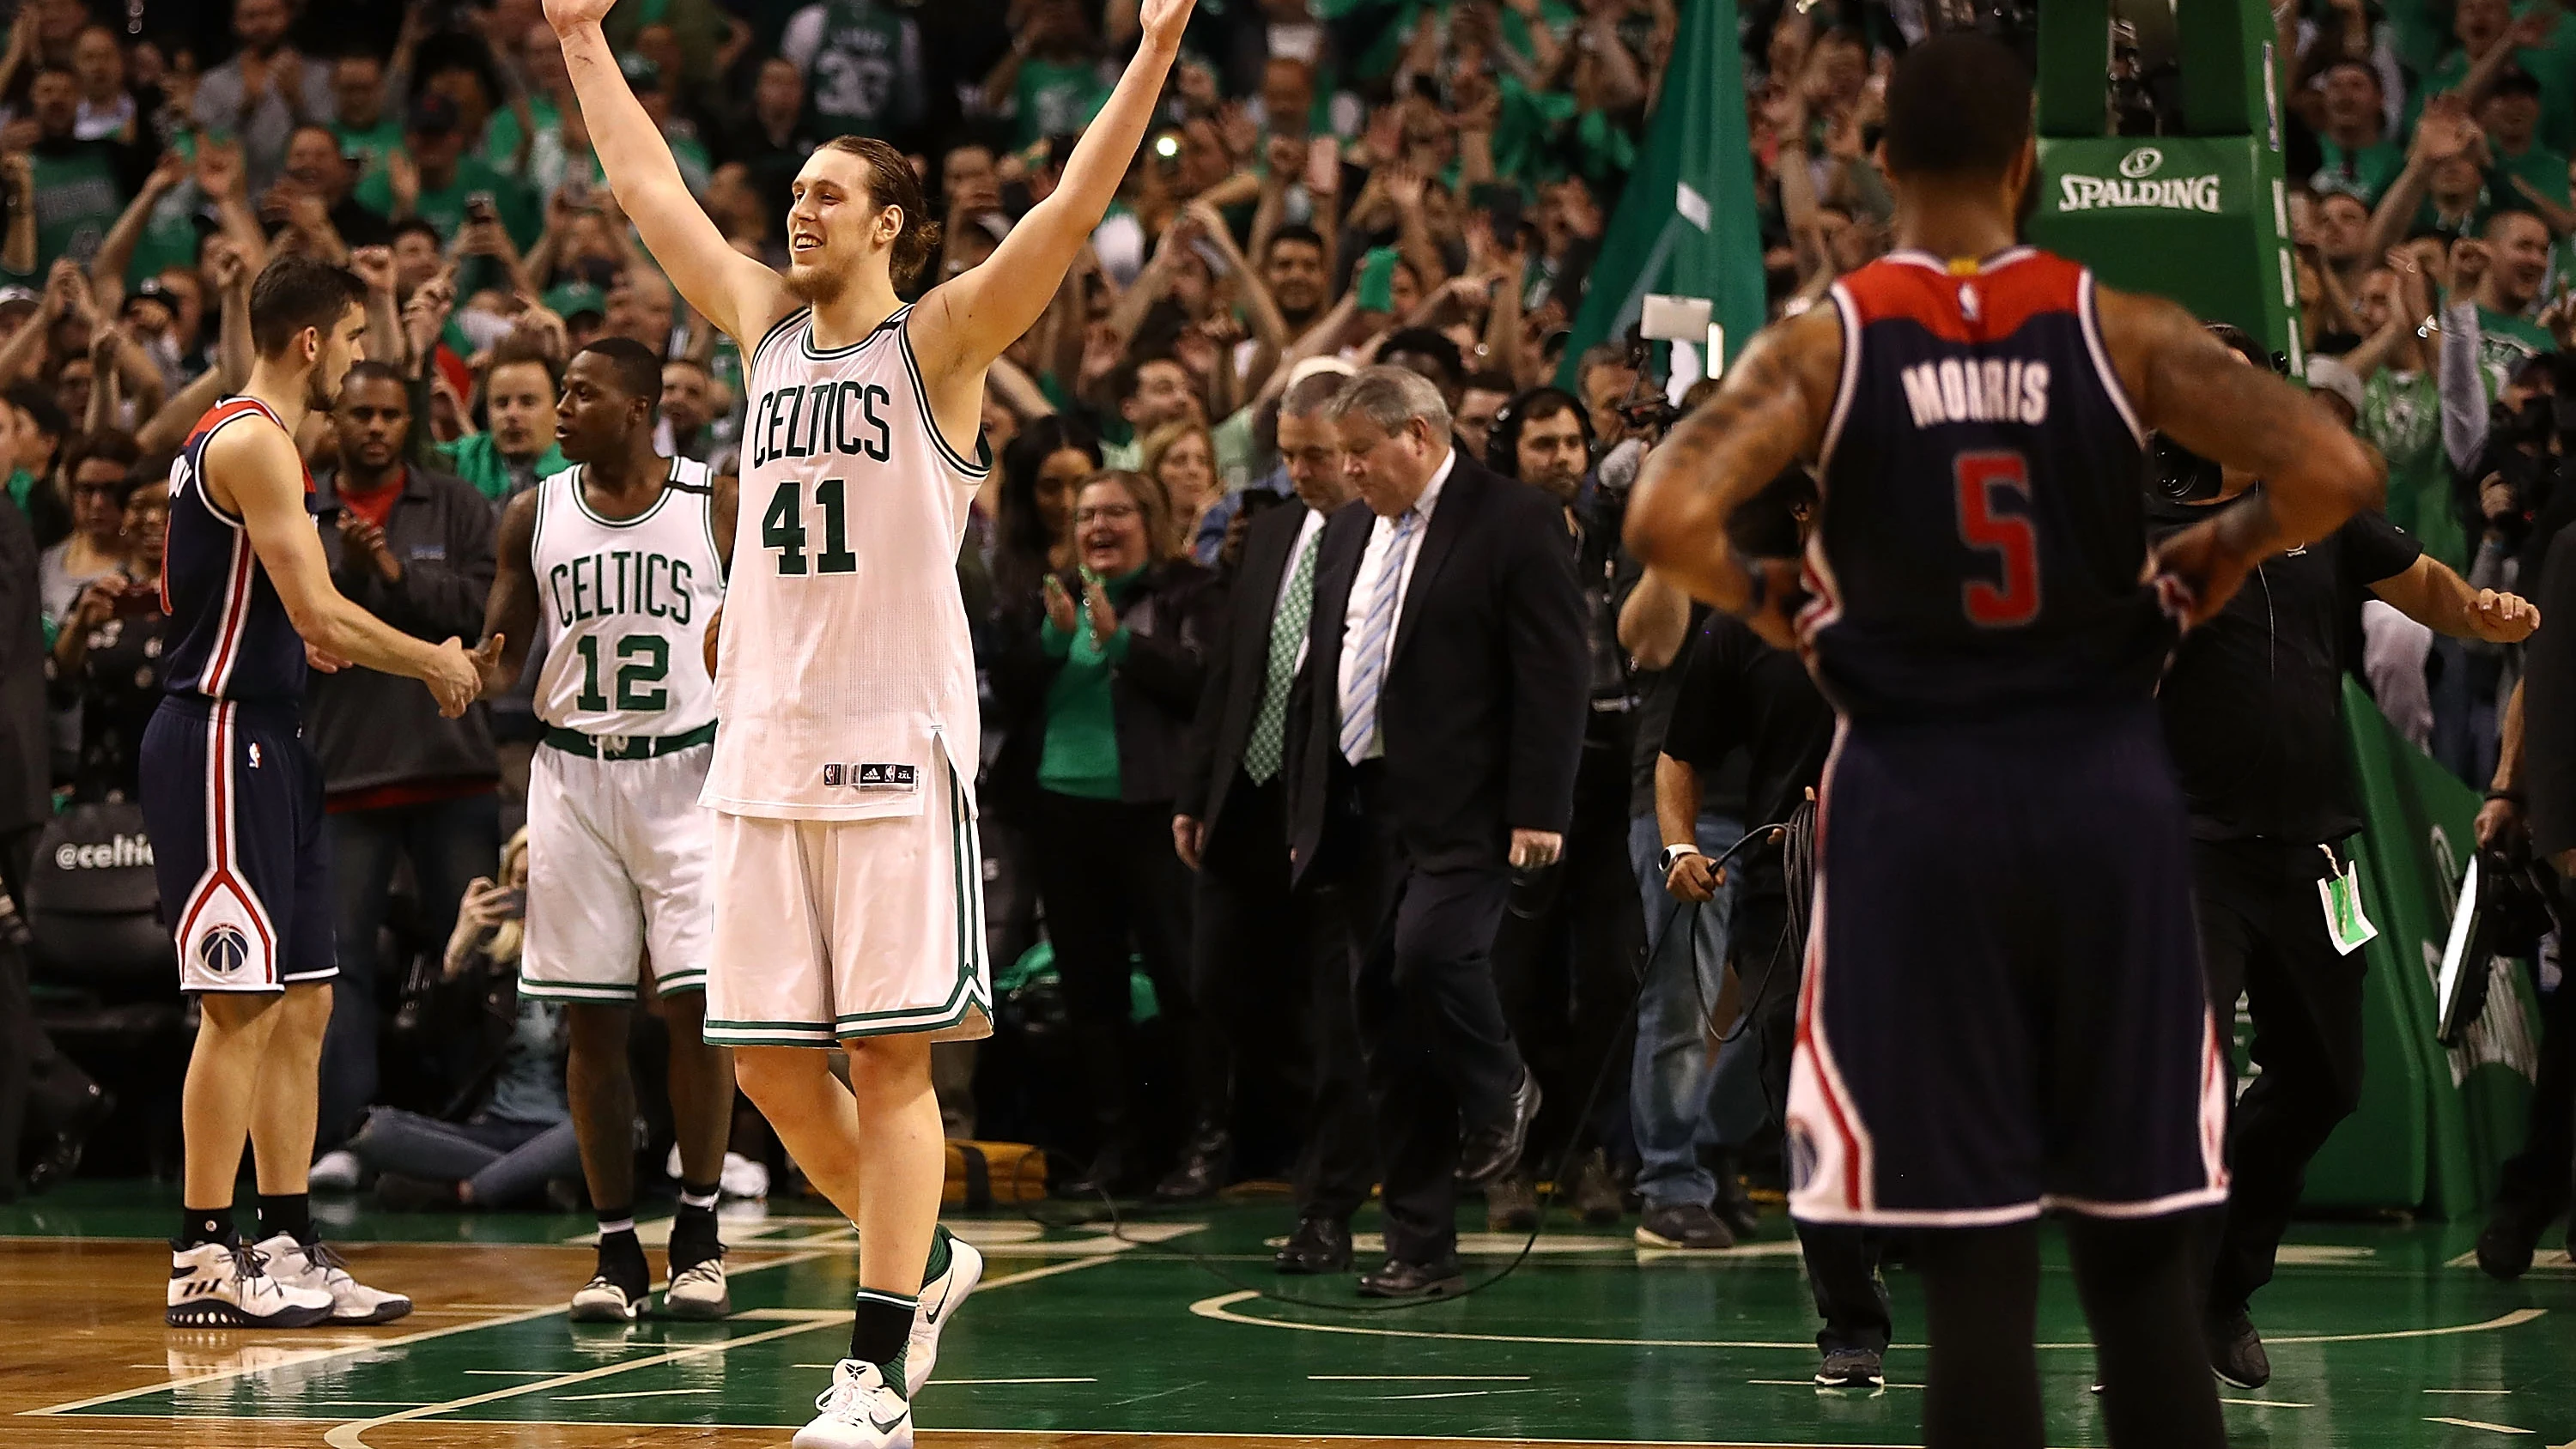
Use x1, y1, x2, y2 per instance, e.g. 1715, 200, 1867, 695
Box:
1624, 306, 1841, 645
2104, 288, 2383, 555
2100, 287, 2385, 625
477, 488, 543, 699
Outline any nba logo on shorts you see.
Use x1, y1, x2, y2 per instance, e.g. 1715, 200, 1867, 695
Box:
197, 924, 251, 977
823, 763, 845, 788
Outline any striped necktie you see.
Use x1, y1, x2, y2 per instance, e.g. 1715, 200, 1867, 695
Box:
1339, 509, 1421, 765
1242, 528, 1320, 785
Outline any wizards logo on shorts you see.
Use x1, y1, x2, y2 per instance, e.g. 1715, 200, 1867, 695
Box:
196, 924, 252, 977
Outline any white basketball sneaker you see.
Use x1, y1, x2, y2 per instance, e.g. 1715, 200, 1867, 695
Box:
166, 1240, 335, 1328
249, 1234, 414, 1325
569, 1271, 647, 1322
793, 1358, 913, 1449
906, 1228, 982, 1395
664, 1251, 732, 1319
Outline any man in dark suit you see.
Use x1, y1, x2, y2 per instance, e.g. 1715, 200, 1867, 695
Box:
1173, 365, 1376, 1267
1285, 366, 1590, 1297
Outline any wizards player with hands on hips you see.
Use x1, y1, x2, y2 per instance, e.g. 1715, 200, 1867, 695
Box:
544, 0, 1199, 1440
1624, 33, 2381, 1449
146, 255, 492, 1327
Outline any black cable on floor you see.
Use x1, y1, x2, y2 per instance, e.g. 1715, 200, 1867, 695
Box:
1016, 820, 1799, 1313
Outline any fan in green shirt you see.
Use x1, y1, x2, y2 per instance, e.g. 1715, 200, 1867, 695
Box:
2311, 59, 2405, 208
2411, 3, 2576, 155
2480, 68, 2573, 223
352, 99, 543, 250
438, 349, 569, 503
989, 3, 1112, 149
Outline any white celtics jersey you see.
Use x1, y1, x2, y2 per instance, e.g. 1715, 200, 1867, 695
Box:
706, 303, 988, 820
530, 458, 726, 738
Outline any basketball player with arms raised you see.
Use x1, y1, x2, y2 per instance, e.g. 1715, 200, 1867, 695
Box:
1625, 35, 2379, 1449
544, 0, 1198, 1440
148, 257, 487, 1326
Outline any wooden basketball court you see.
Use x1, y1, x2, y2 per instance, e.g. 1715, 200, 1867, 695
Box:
5, 1183, 2572, 1447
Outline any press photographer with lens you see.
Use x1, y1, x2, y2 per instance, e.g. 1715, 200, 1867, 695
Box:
2151, 324, 2539, 1391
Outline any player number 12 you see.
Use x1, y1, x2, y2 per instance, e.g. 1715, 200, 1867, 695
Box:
762, 478, 861, 575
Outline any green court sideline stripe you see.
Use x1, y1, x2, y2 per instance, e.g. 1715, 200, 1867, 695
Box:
320, 1253, 1122, 1449
1190, 1292, 2549, 1354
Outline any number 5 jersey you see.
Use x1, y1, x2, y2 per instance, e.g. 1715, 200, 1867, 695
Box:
1799, 246, 2176, 721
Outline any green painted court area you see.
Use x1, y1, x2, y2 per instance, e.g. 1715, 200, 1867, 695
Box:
11, 1184, 2576, 1446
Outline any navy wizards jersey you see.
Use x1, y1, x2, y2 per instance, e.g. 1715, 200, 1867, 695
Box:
1800, 247, 2176, 720
162, 397, 316, 704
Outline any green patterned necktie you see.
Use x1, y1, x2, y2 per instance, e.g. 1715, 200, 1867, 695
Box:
1242, 528, 1321, 785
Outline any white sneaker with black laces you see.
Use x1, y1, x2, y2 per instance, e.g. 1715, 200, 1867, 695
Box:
906, 1231, 982, 1395
569, 1271, 647, 1322
664, 1250, 732, 1319
167, 1240, 336, 1328
250, 1234, 413, 1325
793, 1358, 913, 1449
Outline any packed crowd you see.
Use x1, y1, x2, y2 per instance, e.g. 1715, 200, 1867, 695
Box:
2, 0, 2573, 1322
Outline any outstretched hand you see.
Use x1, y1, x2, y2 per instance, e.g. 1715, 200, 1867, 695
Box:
471, 634, 511, 696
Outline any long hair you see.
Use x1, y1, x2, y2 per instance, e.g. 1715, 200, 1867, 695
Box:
1063, 469, 1183, 567
1138, 419, 1216, 518
995, 414, 1101, 605
488, 828, 530, 967
820, 135, 944, 290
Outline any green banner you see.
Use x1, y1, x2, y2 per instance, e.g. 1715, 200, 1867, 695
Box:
1556, 0, 1765, 383
2309, 680, 2545, 1218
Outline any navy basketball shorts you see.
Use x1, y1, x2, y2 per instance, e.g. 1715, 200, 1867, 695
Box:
1785, 701, 2229, 1228
138, 696, 337, 993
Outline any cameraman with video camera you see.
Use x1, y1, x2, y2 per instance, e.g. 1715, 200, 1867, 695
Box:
2154, 324, 2540, 1391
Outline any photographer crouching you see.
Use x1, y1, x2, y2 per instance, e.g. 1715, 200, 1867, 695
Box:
2154, 325, 2538, 1390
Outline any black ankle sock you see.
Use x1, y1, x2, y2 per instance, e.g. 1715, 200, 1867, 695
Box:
256, 1191, 313, 1246
595, 1208, 648, 1286
176, 1206, 234, 1250
850, 1288, 917, 1367
671, 1184, 721, 1269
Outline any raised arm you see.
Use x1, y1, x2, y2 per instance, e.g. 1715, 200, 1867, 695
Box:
910, 0, 1199, 382
202, 422, 484, 714
544, 0, 791, 347
1624, 306, 1842, 638
477, 489, 542, 697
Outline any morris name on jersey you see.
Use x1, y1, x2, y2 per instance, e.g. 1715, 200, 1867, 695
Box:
1899, 358, 2054, 429
546, 548, 702, 629
747, 380, 897, 469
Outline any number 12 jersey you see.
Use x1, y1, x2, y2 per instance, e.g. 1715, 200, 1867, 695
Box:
707, 304, 988, 820
531, 457, 726, 739
1801, 247, 2175, 722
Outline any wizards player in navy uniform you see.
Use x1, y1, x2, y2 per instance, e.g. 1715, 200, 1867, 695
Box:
145, 256, 489, 1328
1626, 35, 2380, 1449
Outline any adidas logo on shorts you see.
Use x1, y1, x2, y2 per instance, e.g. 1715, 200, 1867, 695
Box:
822, 763, 919, 791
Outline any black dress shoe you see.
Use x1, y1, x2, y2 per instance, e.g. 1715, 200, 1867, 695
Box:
1455, 1069, 1541, 1190
1149, 1129, 1232, 1203
21, 1082, 112, 1195
1357, 1257, 1465, 1299
1056, 1142, 1133, 1199
1273, 1216, 1353, 1275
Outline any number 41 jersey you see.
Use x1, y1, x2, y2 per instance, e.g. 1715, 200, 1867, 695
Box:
1801, 247, 2176, 722
707, 303, 989, 820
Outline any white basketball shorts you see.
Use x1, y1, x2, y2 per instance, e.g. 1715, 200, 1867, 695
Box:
702, 750, 992, 1047
521, 741, 716, 1002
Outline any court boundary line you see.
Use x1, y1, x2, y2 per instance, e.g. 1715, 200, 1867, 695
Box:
1188, 1292, 2548, 1352
320, 1253, 1120, 1448
43, 1420, 1913, 1447
17, 1245, 840, 1417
